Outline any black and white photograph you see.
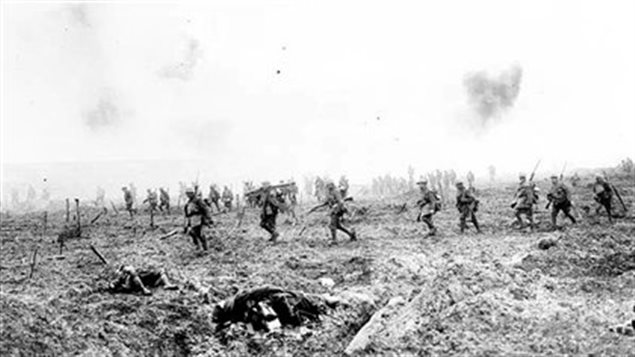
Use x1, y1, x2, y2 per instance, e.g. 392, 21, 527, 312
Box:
1, 0, 634, 355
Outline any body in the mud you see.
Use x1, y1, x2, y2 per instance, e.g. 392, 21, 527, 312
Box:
184, 188, 212, 251
455, 181, 481, 233
221, 186, 233, 212
511, 174, 538, 231
108, 265, 177, 296
121, 187, 136, 218
143, 189, 158, 213
593, 176, 614, 223
207, 185, 221, 212
260, 184, 285, 242
416, 180, 440, 236
547, 176, 576, 228
158, 187, 170, 213
212, 286, 327, 332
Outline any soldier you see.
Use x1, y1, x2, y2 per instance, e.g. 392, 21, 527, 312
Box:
128, 183, 138, 206
159, 187, 170, 213
260, 182, 285, 242
511, 174, 538, 230
121, 186, 135, 218
570, 172, 581, 187
108, 265, 177, 296
314, 177, 325, 202
184, 187, 212, 251
466, 171, 475, 190
455, 181, 481, 233
222, 186, 233, 212
546, 175, 576, 228
593, 176, 613, 223
415, 180, 440, 237
208, 184, 221, 212
308, 182, 357, 244
96, 186, 106, 206
442, 171, 451, 203
143, 189, 158, 213
338, 176, 350, 198
177, 181, 187, 208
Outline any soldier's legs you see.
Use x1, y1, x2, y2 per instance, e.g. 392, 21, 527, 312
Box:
551, 206, 560, 227
335, 217, 356, 241
130, 273, 152, 295
421, 214, 436, 235
471, 212, 481, 232
562, 204, 576, 224
526, 209, 535, 230
189, 225, 202, 249
604, 200, 613, 223
459, 209, 468, 233
514, 209, 525, 227
329, 214, 340, 242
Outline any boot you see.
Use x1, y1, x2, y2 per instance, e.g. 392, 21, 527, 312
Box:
350, 229, 357, 241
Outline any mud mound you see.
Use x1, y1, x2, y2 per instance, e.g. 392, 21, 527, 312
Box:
590, 251, 635, 277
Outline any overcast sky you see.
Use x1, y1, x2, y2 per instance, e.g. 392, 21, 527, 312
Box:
2, 0, 635, 184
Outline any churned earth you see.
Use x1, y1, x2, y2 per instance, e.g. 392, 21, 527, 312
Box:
1, 174, 634, 356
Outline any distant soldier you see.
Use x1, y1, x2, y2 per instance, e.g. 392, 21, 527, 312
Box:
466, 171, 475, 190
314, 177, 325, 202
96, 186, 106, 206
221, 186, 233, 212
121, 187, 136, 218
289, 181, 298, 205
570, 172, 581, 187
184, 187, 212, 251
129, 183, 138, 206
449, 170, 457, 186
488, 165, 496, 182
593, 176, 613, 223
26, 185, 36, 203
260, 182, 285, 242
546, 175, 576, 228
455, 182, 481, 233
442, 171, 451, 202
143, 189, 158, 213
207, 185, 221, 212
511, 174, 538, 230
177, 181, 187, 208
108, 265, 177, 296
158, 188, 170, 213
10, 188, 19, 208
308, 182, 357, 244
338, 176, 350, 198
415, 180, 440, 237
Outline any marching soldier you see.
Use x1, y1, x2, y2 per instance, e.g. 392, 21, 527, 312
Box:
416, 180, 440, 237
308, 182, 357, 244
221, 186, 233, 212
511, 174, 538, 231
338, 176, 350, 198
184, 187, 212, 251
546, 175, 576, 228
466, 171, 475, 190
208, 185, 221, 212
121, 186, 136, 218
260, 182, 285, 242
143, 189, 158, 213
159, 187, 170, 213
593, 176, 613, 223
455, 181, 481, 233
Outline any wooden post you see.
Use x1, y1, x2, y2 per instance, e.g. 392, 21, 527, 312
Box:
28, 247, 39, 279
89, 244, 109, 265
65, 198, 70, 222
75, 198, 81, 236
42, 212, 47, 234
150, 207, 155, 228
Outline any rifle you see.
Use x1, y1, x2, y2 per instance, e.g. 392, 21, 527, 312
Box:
559, 162, 567, 181
529, 159, 541, 182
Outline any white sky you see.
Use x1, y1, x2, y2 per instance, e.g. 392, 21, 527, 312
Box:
2, 0, 635, 184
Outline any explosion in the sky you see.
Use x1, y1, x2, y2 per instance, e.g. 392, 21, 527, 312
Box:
463, 64, 523, 125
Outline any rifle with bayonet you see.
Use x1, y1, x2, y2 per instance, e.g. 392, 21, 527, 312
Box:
511, 159, 541, 209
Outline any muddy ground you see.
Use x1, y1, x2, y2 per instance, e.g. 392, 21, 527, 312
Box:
1, 175, 634, 356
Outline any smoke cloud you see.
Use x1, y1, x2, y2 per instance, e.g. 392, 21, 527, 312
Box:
463, 64, 523, 124
82, 88, 123, 130
159, 38, 203, 81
